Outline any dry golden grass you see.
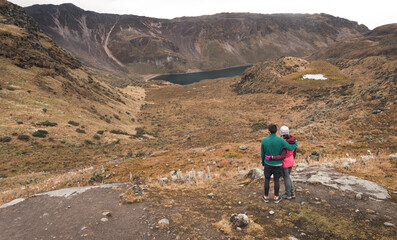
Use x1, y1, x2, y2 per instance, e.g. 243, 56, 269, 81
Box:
213, 217, 232, 234
285, 60, 350, 83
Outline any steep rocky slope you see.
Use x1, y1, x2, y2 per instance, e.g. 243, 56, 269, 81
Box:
25, 3, 369, 74
0, 0, 144, 154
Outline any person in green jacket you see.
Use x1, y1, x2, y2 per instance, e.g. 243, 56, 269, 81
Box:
260, 124, 298, 203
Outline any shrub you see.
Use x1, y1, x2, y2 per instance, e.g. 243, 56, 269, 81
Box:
110, 129, 129, 135
32, 130, 48, 138
68, 120, 79, 126
97, 130, 105, 135
136, 151, 146, 157
0, 136, 12, 142
36, 120, 58, 127
135, 127, 146, 138
17, 135, 30, 141
93, 134, 101, 140
251, 122, 268, 132
88, 172, 103, 184
76, 128, 86, 134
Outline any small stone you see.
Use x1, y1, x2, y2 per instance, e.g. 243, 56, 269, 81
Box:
269, 211, 275, 215
100, 217, 108, 222
228, 206, 232, 209
384, 222, 395, 227
238, 201, 242, 205
355, 209, 360, 213
343, 162, 350, 169
301, 201, 305, 205
158, 177, 169, 183
81, 226, 87, 231
314, 197, 320, 201
296, 187, 303, 192
288, 237, 298, 240
236, 227, 242, 232
102, 212, 111, 217
300, 233, 306, 236
239, 145, 248, 150
207, 193, 215, 199
355, 193, 363, 200
219, 228, 225, 232
158, 218, 170, 227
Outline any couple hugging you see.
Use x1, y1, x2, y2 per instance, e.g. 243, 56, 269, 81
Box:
260, 124, 298, 203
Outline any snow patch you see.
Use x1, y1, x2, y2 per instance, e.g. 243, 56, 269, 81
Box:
302, 74, 328, 80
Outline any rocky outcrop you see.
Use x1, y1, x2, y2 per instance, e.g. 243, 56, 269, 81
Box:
293, 163, 391, 200
233, 56, 308, 94
25, 3, 369, 73
0, 1, 81, 75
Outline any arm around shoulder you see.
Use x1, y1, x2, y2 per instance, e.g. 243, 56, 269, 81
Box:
284, 140, 298, 151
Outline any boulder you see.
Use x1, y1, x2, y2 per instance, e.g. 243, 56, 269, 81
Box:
230, 213, 249, 228
246, 168, 264, 180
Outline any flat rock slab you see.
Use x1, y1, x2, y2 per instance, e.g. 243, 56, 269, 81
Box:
0, 184, 156, 240
292, 163, 391, 200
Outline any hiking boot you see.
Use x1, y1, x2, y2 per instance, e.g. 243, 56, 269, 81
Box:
282, 194, 292, 200
274, 196, 282, 203
262, 195, 269, 203
291, 193, 296, 199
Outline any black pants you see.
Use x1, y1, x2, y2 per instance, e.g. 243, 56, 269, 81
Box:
264, 164, 283, 197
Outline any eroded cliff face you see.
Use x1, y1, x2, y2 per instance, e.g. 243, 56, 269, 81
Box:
25, 4, 369, 74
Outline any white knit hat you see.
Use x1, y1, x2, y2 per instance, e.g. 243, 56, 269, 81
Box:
280, 125, 289, 136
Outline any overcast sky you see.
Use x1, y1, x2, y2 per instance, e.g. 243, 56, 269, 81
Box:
9, 0, 397, 29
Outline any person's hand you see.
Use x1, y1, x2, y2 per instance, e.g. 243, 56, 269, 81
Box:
265, 155, 271, 160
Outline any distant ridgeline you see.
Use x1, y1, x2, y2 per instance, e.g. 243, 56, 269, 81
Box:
25, 3, 369, 74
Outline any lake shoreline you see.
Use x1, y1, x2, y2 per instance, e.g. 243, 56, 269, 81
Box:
148, 64, 253, 85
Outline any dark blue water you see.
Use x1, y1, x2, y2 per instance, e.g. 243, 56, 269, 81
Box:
149, 65, 252, 85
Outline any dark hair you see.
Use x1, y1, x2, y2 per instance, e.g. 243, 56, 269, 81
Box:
268, 124, 277, 134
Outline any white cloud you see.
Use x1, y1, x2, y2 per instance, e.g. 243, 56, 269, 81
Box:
8, 0, 397, 29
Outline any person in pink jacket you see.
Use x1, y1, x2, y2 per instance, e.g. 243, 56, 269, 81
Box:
265, 125, 296, 199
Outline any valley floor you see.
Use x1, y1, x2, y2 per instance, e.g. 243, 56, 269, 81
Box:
1, 76, 397, 239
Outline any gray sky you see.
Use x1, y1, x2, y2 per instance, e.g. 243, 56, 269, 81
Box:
9, 0, 397, 29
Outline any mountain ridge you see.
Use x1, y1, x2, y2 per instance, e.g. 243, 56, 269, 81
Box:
25, 3, 369, 74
